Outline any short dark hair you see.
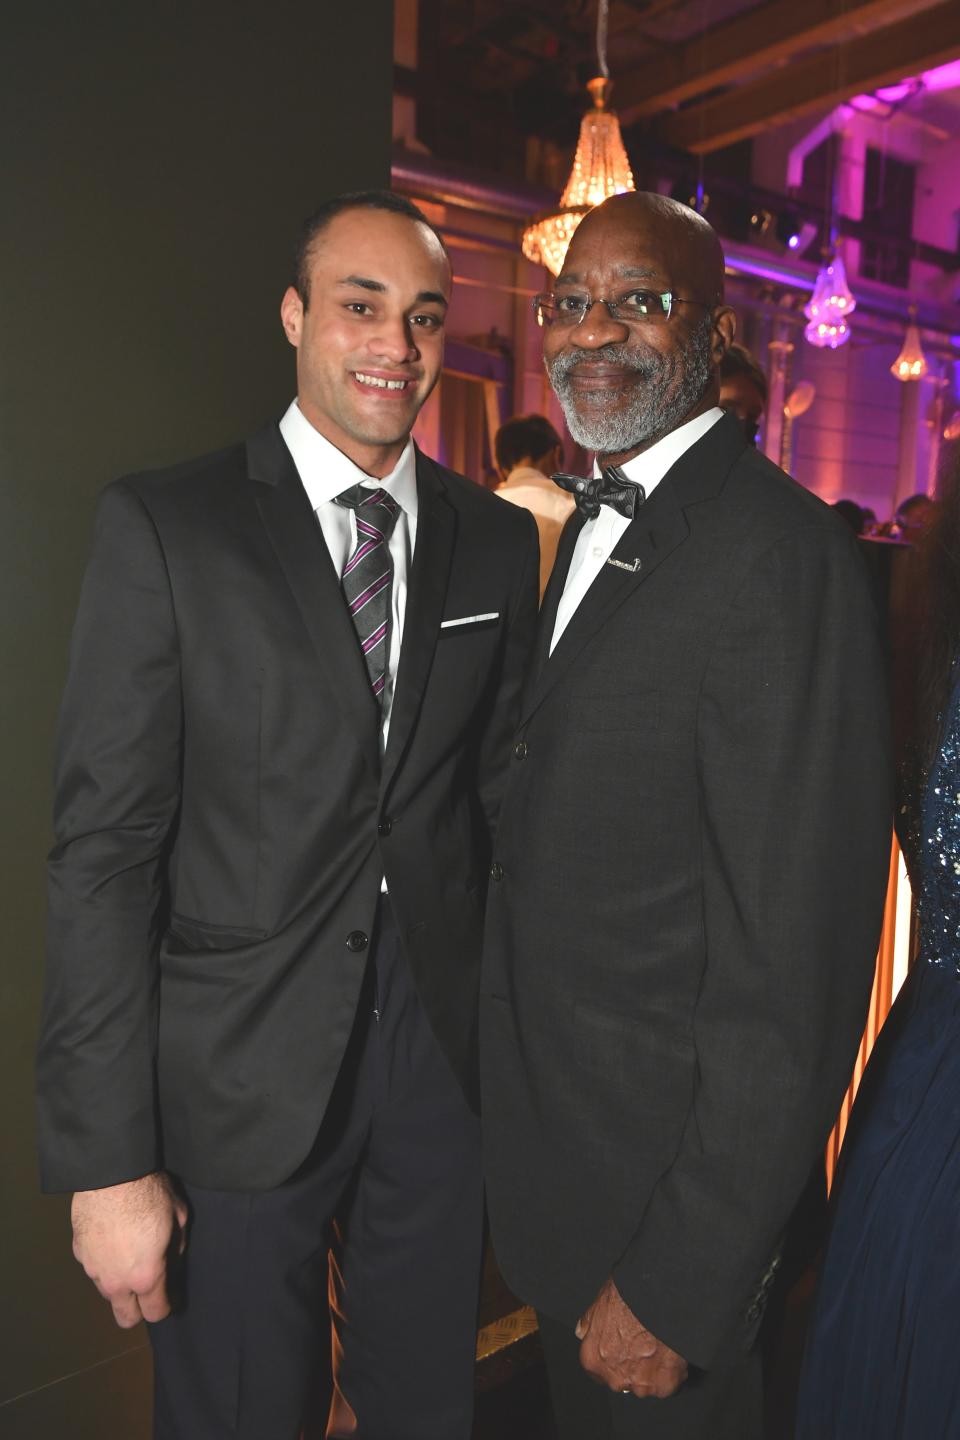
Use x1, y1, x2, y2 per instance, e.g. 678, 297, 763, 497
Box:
832, 499, 865, 536
719, 343, 768, 403
495, 413, 563, 473
292, 189, 449, 306
897, 492, 934, 520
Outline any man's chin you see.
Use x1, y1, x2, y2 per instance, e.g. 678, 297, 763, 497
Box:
344, 412, 418, 449
560, 404, 646, 454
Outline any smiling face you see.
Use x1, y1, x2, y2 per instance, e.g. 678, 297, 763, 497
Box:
280, 207, 451, 476
543, 193, 735, 465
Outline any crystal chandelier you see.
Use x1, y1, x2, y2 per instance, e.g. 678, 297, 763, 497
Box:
891, 309, 928, 381
804, 252, 856, 350
522, 0, 635, 277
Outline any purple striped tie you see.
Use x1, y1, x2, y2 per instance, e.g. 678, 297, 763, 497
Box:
335, 485, 401, 705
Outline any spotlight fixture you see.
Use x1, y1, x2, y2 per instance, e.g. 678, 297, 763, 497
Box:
745, 206, 815, 256
668, 180, 709, 215
775, 208, 802, 250
787, 221, 819, 258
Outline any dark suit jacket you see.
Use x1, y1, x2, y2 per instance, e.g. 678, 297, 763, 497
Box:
38, 422, 538, 1194
480, 413, 893, 1370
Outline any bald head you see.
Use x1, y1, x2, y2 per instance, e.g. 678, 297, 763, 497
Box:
563, 191, 726, 305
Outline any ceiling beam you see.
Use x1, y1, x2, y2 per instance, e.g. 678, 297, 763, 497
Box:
614, 0, 932, 122
656, 0, 960, 153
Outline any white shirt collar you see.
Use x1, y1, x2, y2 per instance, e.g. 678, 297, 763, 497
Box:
592, 407, 724, 495
279, 399, 418, 516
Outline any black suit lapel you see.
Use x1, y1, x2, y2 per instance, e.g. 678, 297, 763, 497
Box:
248, 423, 381, 780
521, 481, 689, 724
522, 510, 584, 711
519, 415, 747, 726
380, 450, 456, 794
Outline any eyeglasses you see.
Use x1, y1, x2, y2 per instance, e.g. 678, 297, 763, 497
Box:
532, 289, 712, 328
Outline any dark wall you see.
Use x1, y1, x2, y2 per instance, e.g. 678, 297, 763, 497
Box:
0, 5, 393, 1433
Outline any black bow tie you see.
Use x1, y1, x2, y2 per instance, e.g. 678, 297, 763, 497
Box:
551, 466, 646, 521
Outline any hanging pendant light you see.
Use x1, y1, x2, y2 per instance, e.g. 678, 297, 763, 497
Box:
891, 308, 929, 381
803, 119, 855, 352
522, 0, 635, 276
804, 251, 856, 349
803, 315, 852, 350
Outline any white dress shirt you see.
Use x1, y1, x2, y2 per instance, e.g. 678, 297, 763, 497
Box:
550, 408, 724, 654
279, 398, 418, 749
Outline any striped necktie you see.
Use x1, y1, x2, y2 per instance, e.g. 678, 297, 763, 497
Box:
335, 485, 401, 706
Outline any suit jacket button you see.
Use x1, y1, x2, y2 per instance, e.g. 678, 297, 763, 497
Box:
346, 930, 368, 953
490, 861, 504, 882
514, 740, 528, 760
378, 817, 393, 837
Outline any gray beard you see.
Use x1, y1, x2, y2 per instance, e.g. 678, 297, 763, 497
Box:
547, 315, 714, 454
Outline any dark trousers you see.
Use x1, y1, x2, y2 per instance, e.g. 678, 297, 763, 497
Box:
149, 902, 484, 1439
537, 1312, 762, 1440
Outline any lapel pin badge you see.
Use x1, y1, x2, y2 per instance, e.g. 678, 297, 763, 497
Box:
606, 557, 642, 573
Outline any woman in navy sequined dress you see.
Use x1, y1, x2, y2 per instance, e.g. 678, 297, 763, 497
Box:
796, 466, 960, 1439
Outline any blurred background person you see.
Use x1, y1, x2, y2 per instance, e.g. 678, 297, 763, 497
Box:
495, 413, 573, 599
718, 342, 768, 447
892, 490, 936, 544
796, 446, 960, 1440
832, 499, 866, 536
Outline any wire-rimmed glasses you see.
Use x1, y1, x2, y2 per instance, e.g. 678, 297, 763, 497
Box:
532, 289, 712, 328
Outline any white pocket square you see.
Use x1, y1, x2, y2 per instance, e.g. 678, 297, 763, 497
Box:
440, 612, 500, 630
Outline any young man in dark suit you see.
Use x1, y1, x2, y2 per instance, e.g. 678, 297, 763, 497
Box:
38, 190, 538, 1439
480, 191, 892, 1438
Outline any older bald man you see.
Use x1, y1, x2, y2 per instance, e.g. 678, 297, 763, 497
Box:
480, 192, 892, 1437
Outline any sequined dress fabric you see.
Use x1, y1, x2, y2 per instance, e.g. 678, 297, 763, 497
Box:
796, 675, 960, 1438
918, 679, 960, 972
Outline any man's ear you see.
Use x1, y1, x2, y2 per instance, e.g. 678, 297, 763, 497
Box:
712, 306, 737, 363
280, 286, 304, 347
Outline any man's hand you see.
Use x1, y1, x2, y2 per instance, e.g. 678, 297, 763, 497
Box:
575, 1277, 688, 1399
71, 1172, 188, 1329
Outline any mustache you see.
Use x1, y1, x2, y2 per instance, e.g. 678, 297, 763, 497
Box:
547, 343, 661, 383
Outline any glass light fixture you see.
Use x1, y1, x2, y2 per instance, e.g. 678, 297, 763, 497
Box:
891, 309, 928, 381
804, 316, 851, 350
521, 0, 635, 276
804, 252, 856, 349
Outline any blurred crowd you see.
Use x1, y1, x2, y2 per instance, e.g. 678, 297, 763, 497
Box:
832, 490, 936, 542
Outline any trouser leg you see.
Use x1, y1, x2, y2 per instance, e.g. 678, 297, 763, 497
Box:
537, 1312, 615, 1440
149, 902, 482, 1440
328, 906, 484, 1440
150, 966, 378, 1439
